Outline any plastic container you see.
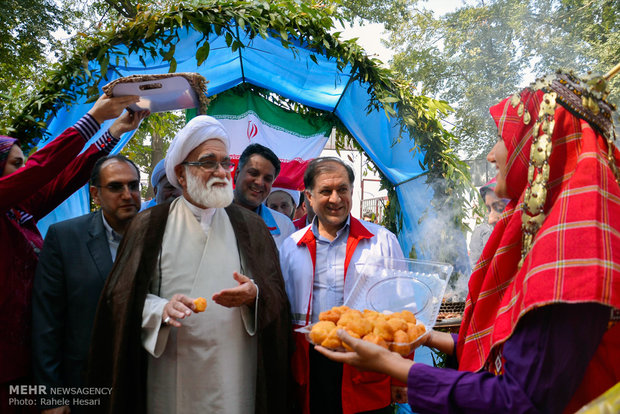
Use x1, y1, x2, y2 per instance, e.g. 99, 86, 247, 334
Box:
297, 256, 453, 354
344, 256, 452, 329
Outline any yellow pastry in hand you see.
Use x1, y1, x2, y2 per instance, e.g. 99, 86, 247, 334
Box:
390, 330, 412, 356
321, 328, 342, 349
193, 297, 207, 312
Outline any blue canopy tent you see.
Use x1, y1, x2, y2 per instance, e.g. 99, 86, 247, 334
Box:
31, 5, 468, 271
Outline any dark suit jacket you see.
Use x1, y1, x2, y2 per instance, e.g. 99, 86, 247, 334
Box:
32, 211, 113, 398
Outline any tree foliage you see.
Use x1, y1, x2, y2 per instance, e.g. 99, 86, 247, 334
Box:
0, 0, 69, 93
0, 0, 161, 135
344, 0, 620, 158
121, 110, 185, 198
5, 0, 474, 240
0, 0, 77, 124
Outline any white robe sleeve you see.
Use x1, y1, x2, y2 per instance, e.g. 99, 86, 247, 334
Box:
141, 293, 171, 357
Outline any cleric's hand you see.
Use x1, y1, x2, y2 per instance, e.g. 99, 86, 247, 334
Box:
212, 272, 257, 308
109, 108, 149, 137
162, 293, 196, 328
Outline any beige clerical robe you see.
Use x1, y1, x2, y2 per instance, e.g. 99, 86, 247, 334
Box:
141, 198, 257, 414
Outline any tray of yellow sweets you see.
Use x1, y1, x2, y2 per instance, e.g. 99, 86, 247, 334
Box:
296, 306, 427, 356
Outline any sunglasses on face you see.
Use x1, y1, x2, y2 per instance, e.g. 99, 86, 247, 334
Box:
98, 180, 140, 193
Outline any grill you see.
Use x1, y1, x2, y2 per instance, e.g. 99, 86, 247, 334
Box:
439, 301, 465, 314
435, 301, 465, 329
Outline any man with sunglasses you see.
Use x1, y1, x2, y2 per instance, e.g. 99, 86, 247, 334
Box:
469, 180, 507, 268
85, 115, 292, 414
32, 154, 142, 413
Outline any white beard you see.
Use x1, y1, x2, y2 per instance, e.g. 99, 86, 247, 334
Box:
185, 167, 234, 208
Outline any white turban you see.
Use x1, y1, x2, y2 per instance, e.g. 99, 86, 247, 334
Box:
268, 187, 301, 207
165, 115, 230, 189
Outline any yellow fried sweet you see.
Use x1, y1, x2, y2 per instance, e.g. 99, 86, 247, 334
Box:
336, 309, 363, 327
406, 323, 419, 342
399, 310, 417, 324
362, 333, 389, 350
392, 329, 410, 344
342, 315, 373, 337
390, 330, 412, 356
310, 306, 425, 353
193, 297, 207, 312
309, 321, 336, 345
321, 327, 342, 349
333, 305, 351, 314
372, 318, 395, 342
362, 309, 380, 321
319, 309, 342, 324
319, 305, 351, 324
386, 317, 408, 333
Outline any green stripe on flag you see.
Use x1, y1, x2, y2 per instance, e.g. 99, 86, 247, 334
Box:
207, 89, 331, 138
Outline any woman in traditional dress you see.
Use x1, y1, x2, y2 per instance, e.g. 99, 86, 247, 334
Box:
0, 94, 146, 413
317, 72, 620, 413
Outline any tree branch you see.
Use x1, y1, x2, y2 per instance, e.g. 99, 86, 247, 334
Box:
103, 0, 137, 18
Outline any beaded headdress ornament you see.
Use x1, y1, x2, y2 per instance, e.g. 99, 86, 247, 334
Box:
513, 63, 620, 268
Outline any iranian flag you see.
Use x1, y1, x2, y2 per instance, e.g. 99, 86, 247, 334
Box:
206, 89, 332, 190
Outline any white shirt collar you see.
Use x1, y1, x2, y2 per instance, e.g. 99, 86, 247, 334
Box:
101, 212, 123, 242
311, 214, 351, 242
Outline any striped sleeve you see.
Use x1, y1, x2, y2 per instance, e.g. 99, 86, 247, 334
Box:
74, 113, 121, 154
73, 113, 100, 141
94, 131, 120, 154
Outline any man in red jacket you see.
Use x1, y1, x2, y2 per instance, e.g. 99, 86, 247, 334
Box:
280, 157, 405, 414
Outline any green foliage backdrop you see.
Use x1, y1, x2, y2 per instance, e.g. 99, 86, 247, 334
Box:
337, 0, 619, 158
4, 0, 473, 242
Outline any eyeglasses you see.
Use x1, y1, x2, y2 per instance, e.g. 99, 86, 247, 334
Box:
98, 181, 140, 193
181, 159, 235, 171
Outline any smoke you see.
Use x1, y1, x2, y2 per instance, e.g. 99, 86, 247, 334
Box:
403, 177, 473, 302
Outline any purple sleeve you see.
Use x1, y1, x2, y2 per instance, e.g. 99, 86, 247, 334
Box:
407, 303, 609, 414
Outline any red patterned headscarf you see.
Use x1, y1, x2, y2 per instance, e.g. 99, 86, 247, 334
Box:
0, 136, 17, 175
457, 88, 620, 372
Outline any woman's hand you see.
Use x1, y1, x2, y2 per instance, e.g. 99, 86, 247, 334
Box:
87, 94, 140, 124
109, 109, 150, 137
315, 329, 414, 383
421, 329, 456, 356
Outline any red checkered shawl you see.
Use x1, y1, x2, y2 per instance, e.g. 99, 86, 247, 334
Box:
457, 89, 620, 372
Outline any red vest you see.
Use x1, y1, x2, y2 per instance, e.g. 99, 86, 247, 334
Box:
291, 218, 392, 414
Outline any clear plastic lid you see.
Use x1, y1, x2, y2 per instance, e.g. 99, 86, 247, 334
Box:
344, 256, 452, 333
